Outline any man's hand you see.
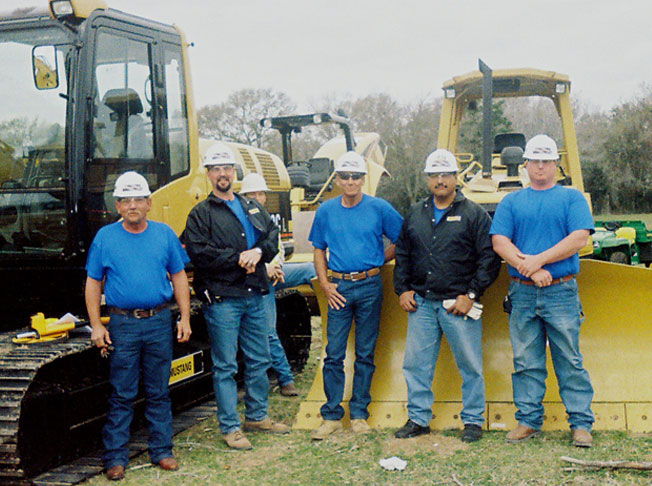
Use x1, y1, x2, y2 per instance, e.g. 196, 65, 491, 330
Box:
239, 248, 262, 274
176, 317, 192, 343
266, 263, 285, 285
447, 294, 474, 316
91, 325, 111, 348
516, 252, 545, 278
530, 268, 553, 287
399, 290, 417, 312
320, 280, 347, 310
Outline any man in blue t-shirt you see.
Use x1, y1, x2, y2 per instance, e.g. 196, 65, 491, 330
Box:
85, 171, 191, 480
308, 151, 403, 440
491, 135, 595, 448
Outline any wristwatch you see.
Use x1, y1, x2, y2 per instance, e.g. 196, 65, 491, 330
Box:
254, 247, 262, 255
467, 291, 477, 301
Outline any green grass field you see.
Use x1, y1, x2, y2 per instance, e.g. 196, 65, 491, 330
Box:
84, 315, 652, 486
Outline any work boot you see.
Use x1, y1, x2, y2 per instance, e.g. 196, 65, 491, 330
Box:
350, 418, 371, 434
280, 383, 299, 396
105, 465, 125, 481
311, 419, 343, 440
572, 428, 593, 448
223, 430, 253, 450
394, 419, 430, 439
157, 457, 179, 471
461, 424, 483, 443
506, 424, 540, 443
243, 417, 290, 434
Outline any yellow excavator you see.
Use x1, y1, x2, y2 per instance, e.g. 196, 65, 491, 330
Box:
296, 61, 652, 433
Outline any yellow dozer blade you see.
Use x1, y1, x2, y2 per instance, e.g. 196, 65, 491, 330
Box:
295, 259, 652, 431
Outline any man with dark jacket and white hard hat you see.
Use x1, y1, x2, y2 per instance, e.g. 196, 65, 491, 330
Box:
184, 143, 289, 451
308, 151, 403, 440
85, 171, 191, 480
393, 149, 500, 443
491, 134, 595, 448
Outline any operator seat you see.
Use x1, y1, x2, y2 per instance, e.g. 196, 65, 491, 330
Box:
101, 88, 153, 159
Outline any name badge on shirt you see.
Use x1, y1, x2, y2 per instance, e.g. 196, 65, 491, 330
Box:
248, 207, 260, 215
447, 215, 461, 222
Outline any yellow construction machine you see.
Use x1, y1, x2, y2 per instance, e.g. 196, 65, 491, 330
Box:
296, 61, 652, 433
0, 0, 310, 480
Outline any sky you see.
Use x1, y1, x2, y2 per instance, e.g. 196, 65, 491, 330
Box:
16, 0, 652, 112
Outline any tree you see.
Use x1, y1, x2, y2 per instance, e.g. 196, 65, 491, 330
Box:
457, 99, 513, 162
197, 88, 296, 147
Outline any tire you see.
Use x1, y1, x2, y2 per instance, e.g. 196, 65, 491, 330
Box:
609, 250, 629, 264
287, 164, 310, 188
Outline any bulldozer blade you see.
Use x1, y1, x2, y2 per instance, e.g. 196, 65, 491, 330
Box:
295, 260, 652, 431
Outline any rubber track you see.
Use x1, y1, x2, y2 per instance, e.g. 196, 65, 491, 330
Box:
28, 403, 216, 486
0, 332, 93, 484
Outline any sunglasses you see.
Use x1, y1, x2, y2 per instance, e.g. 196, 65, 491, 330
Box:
427, 172, 456, 179
338, 172, 364, 181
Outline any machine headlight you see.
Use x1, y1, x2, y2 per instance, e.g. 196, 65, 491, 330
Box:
444, 88, 456, 99
50, 0, 74, 17
555, 82, 567, 94
312, 114, 323, 124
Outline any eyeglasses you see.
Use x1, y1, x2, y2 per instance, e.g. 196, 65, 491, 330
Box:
207, 165, 235, 173
527, 159, 557, 166
427, 172, 456, 179
337, 172, 364, 181
116, 197, 148, 204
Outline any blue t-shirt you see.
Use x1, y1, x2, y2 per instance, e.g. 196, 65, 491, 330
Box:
490, 185, 594, 279
433, 202, 448, 225
226, 197, 260, 249
86, 221, 190, 309
309, 194, 404, 272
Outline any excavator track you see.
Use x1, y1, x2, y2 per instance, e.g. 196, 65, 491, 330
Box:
0, 332, 95, 483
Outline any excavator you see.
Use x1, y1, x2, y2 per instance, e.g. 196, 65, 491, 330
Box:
295, 61, 652, 435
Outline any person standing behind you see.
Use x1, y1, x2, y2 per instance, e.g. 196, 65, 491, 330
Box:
85, 171, 191, 481
393, 149, 500, 442
239, 172, 316, 397
308, 151, 403, 440
491, 134, 595, 448
184, 143, 289, 451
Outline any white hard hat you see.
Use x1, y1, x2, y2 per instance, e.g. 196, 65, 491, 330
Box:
239, 172, 269, 194
202, 142, 237, 167
113, 171, 151, 198
523, 134, 559, 161
424, 149, 459, 173
334, 151, 367, 174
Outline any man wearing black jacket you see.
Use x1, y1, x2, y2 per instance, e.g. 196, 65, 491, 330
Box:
393, 149, 500, 443
184, 142, 289, 450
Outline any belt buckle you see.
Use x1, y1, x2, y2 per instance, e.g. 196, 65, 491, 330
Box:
350, 271, 364, 281
133, 309, 152, 319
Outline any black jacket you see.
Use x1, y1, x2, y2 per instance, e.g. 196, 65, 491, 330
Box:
184, 192, 279, 298
393, 191, 500, 300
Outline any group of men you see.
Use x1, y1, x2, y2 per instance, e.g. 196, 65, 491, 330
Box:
86, 133, 595, 481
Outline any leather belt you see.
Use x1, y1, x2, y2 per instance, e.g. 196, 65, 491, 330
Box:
511, 274, 575, 286
329, 267, 380, 281
108, 302, 169, 319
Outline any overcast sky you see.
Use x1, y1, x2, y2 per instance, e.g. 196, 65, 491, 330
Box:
80, 0, 652, 111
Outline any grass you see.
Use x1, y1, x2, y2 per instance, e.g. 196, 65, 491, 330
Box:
84, 318, 652, 486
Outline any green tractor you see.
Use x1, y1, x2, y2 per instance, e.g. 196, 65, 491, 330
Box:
592, 220, 652, 266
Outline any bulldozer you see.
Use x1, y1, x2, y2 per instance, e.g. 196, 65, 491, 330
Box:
0, 0, 315, 481
295, 61, 652, 434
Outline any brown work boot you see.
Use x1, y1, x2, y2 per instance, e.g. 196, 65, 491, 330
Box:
157, 457, 179, 471
506, 424, 540, 443
280, 383, 299, 396
243, 417, 290, 434
223, 430, 253, 450
350, 419, 371, 434
311, 419, 343, 440
572, 428, 593, 448
105, 465, 125, 481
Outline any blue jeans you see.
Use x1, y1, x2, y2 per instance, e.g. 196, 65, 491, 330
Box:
263, 288, 294, 387
265, 262, 317, 386
403, 294, 485, 427
102, 309, 174, 468
508, 278, 594, 431
321, 274, 383, 421
203, 295, 270, 434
